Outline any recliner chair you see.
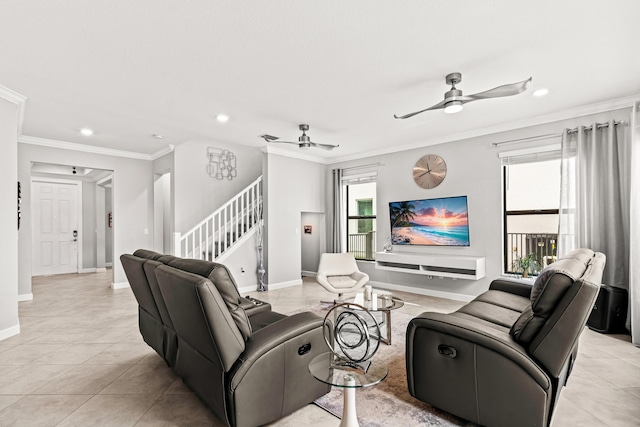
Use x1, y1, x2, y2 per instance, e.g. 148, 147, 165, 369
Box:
406, 248, 605, 427
121, 250, 330, 427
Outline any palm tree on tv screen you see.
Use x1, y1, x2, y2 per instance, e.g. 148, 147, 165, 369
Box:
391, 202, 417, 227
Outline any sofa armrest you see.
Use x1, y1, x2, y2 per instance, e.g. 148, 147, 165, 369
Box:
407, 312, 550, 390
489, 278, 533, 298
230, 311, 325, 389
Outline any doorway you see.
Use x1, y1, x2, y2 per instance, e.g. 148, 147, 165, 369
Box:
30, 162, 114, 278
31, 179, 80, 275
153, 171, 172, 254
301, 212, 326, 277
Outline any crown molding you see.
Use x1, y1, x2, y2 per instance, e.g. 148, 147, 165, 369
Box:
263, 145, 329, 164
150, 144, 175, 160
0, 85, 28, 136
327, 94, 640, 165
19, 135, 152, 160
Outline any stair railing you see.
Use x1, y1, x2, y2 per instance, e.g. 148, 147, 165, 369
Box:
174, 176, 262, 261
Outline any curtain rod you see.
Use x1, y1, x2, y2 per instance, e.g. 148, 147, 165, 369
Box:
566, 120, 623, 134
492, 133, 560, 147
341, 162, 384, 172
492, 120, 624, 147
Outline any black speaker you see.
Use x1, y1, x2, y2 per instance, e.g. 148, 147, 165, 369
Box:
587, 285, 628, 333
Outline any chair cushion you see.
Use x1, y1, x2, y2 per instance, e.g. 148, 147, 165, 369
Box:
510, 249, 593, 346
327, 275, 357, 289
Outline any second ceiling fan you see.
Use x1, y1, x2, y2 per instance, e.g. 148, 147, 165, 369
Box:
260, 124, 339, 150
394, 72, 532, 119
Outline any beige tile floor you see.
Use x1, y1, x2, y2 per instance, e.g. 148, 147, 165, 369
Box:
0, 270, 638, 426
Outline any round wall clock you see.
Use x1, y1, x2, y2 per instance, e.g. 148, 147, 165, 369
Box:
413, 154, 447, 189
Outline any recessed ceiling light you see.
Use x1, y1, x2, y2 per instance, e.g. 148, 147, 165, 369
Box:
80, 128, 94, 136
533, 88, 549, 97
152, 134, 164, 139
216, 114, 229, 123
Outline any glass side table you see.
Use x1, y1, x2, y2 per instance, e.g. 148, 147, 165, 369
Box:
345, 294, 404, 344
309, 352, 388, 427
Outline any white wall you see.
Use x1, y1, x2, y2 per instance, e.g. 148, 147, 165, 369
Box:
173, 138, 262, 234
329, 108, 631, 299
152, 151, 174, 253
18, 144, 154, 292
0, 95, 20, 339
265, 153, 327, 286
105, 187, 113, 264
82, 182, 97, 269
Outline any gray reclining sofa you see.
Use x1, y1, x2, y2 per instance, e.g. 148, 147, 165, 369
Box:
406, 248, 605, 427
121, 249, 330, 427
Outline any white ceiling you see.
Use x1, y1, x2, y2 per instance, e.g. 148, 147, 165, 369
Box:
2, 1, 639, 162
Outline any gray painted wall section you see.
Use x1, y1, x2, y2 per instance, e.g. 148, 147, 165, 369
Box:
173, 138, 262, 234
105, 187, 113, 263
82, 182, 96, 269
329, 108, 631, 298
18, 144, 154, 293
265, 154, 327, 286
0, 97, 19, 337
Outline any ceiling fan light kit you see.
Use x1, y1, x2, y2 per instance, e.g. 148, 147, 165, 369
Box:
394, 72, 532, 119
260, 124, 339, 151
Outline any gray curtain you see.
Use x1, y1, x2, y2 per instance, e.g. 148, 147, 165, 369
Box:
331, 168, 343, 253
558, 120, 632, 332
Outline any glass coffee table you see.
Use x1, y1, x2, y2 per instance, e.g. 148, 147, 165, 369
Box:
309, 352, 387, 427
345, 293, 404, 344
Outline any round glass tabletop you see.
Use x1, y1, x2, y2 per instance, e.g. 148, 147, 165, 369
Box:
308, 352, 388, 388
345, 294, 404, 312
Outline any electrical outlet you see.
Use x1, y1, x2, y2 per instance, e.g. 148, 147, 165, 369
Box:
240, 267, 245, 275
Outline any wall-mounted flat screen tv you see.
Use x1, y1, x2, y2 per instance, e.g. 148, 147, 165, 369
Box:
389, 196, 470, 246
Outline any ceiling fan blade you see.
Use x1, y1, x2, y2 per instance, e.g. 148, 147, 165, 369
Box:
310, 142, 339, 150
393, 99, 448, 119
465, 77, 532, 101
260, 134, 279, 142
268, 139, 300, 146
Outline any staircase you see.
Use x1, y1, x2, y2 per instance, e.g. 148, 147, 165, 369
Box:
174, 176, 262, 262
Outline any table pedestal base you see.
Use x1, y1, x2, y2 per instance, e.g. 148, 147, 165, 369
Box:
339, 375, 359, 427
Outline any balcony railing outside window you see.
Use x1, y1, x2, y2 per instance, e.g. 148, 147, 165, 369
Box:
348, 231, 376, 261
506, 232, 557, 274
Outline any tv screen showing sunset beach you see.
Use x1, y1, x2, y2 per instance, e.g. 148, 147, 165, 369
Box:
389, 196, 470, 246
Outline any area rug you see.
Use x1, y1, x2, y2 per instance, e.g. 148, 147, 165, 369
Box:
310, 307, 475, 427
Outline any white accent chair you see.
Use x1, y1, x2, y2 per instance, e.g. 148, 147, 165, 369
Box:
316, 253, 369, 302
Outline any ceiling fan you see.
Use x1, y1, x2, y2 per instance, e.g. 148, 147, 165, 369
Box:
394, 72, 532, 119
260, 124, 339, 150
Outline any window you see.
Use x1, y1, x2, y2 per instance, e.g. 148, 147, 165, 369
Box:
346, 182, 376, 261
503, 158, 560, 275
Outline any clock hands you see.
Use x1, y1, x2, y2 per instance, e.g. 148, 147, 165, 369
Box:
416, 162, 432, 179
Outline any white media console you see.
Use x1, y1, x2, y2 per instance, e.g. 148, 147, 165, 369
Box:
375, 251, 486, 280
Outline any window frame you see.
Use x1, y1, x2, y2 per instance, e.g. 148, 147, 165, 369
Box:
502, 163, 560, 275
345, 183, 376, 261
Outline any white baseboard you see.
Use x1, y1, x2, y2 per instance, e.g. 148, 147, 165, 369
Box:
238, 279, 302, 294
105, 262, 113, 267
269, 279, 303, 290
80, 268, 97, 273
368, 280, 475, 302
111, 281, 130, 290
301, 270, 317, 278
238, 285, 259, 294
18, 293, 33, 302
0, 324, 20, 342
96, 267, 107, 273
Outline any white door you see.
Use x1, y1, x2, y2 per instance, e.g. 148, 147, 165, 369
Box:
32, 181, 79, 275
